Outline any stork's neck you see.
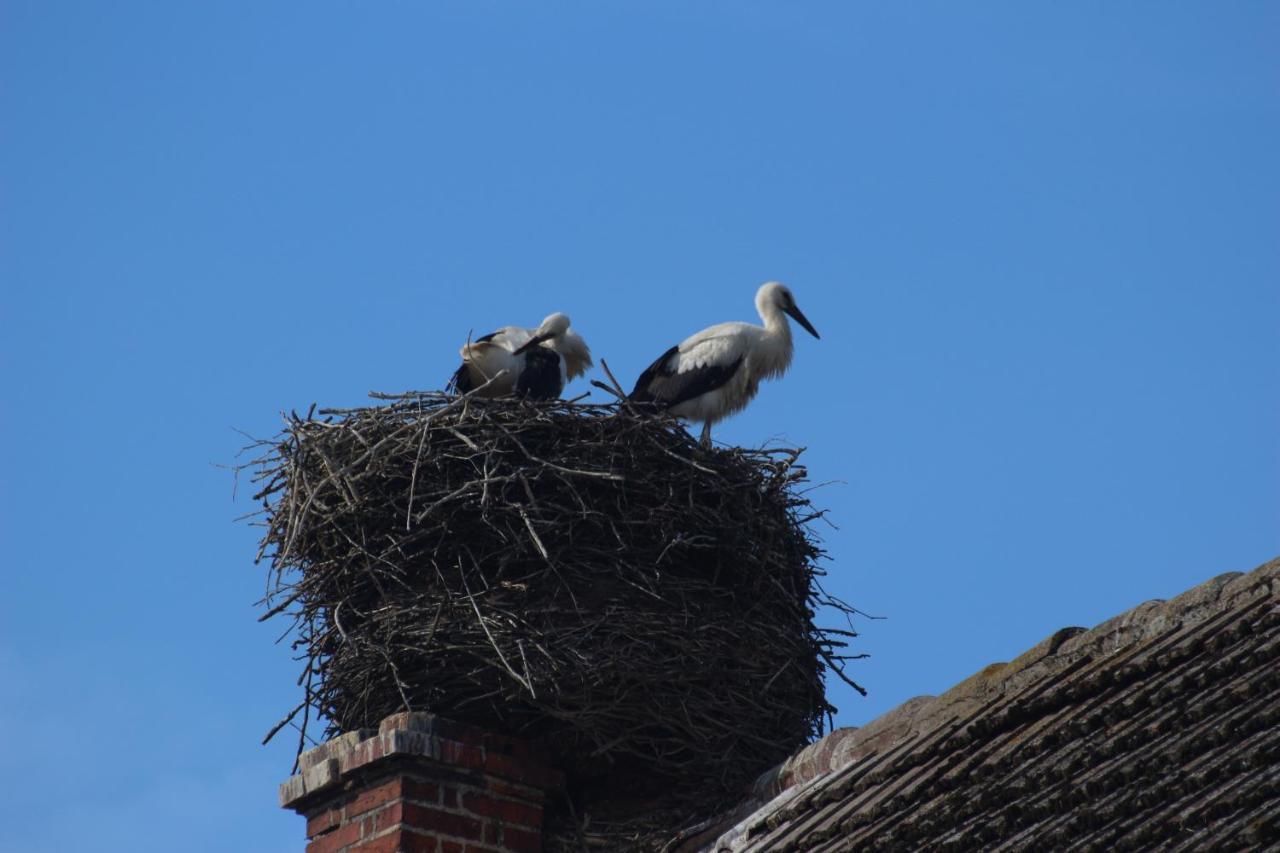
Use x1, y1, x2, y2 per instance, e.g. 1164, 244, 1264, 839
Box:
756, 301, 795, 376
759, 300, 793, 340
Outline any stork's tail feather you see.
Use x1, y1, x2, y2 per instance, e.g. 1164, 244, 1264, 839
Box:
628, 345, 680, 404
447, 363, 473, 395
627, 380, 663, 405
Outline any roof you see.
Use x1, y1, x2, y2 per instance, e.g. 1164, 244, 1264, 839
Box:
684, 557, 1280, 851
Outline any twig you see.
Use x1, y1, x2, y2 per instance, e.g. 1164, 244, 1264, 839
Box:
239, 392, 867, 849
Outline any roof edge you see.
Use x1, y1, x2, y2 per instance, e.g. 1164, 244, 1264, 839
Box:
685, 556, 1279, 851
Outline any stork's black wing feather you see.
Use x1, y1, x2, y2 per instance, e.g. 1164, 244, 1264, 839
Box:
659, 356, 744, 408
448, 330, 503, 393
447, 362, 473, 394
629, 345, 743, 409
515, 348, 563, 400
629, 345, 680, 403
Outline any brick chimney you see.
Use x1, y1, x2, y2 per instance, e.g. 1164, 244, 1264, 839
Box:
280, 712, 563, 853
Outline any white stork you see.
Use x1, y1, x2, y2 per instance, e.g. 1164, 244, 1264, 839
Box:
629, 282, 819, 446
449, 313, 593, 400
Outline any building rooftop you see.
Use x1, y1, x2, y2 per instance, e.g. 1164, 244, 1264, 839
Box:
684, 557, 1280, 851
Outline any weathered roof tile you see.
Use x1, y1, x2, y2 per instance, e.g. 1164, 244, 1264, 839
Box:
691, 557, 1280, 851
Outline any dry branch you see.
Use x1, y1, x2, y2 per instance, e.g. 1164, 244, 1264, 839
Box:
243, 391, 863, 850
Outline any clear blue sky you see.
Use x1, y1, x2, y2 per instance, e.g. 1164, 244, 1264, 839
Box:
2, 3, 1276, 850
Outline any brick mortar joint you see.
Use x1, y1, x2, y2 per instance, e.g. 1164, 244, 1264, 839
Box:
353, 798, 541, 836
281, 716, 563, 810
310, 813, 489, 851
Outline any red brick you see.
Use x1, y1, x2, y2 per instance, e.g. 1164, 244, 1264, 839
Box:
378, 711, 416, 734
349, 834, 399, 853
402, 832, 440, 853
345, 777, 405, 819
352, 830, 438, 853
402, 802, 482, 840
485, 780, 543, 802
373, 800, 406, 833
461, 792, 542, 828
439, 739, 485, 770
500, 826, 542, 853
399, 830, 441, 853
347, 736, 387, 771
305, 818, 362, 853
403, 778, 440, 804
459, 792, 497, 816
482, 752, 561, 790
307, 806, 343, 838
286, 717, 557, 853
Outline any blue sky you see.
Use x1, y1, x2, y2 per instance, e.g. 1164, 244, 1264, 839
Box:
2, 3, 1276, 850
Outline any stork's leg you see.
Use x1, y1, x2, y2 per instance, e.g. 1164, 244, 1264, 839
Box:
699, 421, 712, 448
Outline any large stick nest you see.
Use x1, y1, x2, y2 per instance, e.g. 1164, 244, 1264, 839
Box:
246, 390, 863, 847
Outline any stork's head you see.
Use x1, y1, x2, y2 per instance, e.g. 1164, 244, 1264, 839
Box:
514, 312, 573, 354
757, 282, 820, 339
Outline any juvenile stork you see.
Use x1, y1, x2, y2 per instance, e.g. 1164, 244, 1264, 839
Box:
629, 282, 819, 446
449, 313, 592, 400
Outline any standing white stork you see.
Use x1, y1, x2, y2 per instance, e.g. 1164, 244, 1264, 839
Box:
629, 282, 819, 446
449, 313, 593, 400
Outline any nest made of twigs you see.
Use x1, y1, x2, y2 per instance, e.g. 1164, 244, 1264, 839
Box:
245, 390, 863, 848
